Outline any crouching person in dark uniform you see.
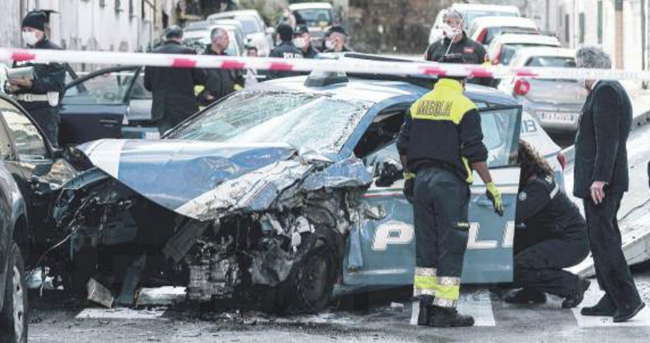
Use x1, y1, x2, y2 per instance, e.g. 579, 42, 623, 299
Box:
506, 141, 590, 307
396, 54, 504, 327
9, 11, 65, 147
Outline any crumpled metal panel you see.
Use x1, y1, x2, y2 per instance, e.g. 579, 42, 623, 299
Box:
302, 157, 373, 192
76, 139, 299, 220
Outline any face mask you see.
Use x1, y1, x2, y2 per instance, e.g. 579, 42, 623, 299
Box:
442, 24, 460, 40
293, 37, 307, 49
22, 31, 39, 46
325, 40, 335, 50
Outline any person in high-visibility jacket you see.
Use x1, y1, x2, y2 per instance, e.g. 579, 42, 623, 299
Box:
396, 54, 503, 327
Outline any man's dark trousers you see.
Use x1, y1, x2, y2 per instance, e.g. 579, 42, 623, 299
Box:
584, 193, 642, 313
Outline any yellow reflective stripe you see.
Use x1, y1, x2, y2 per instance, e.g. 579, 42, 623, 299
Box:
435, 283, 460, 301
194, 85, 205, 96
414, 275, 438, 291
462, 157, 473, 184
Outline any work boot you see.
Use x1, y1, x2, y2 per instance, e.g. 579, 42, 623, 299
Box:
562, 277, 591, 309
417, 295, 434, 326
505, 288, 546, 305
429, 305, 475, 328
581, 294, 616, 316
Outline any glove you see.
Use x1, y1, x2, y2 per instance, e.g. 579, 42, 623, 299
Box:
486, 181, 504, 217
403, 172, 415, 203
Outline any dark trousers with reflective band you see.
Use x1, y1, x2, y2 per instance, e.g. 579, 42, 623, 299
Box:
514, 238, 589, 297
584, 193, 642, 312
412, 167, 470, 308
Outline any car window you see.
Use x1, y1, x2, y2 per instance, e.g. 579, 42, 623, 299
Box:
0, 100, 48, 160
166, 91, 372, 153
294, 9, 333, 27
130, 72, 152, 100
464, 11, 519, 29
486, 27, 537, 45
237, 16, 261, 34
63, 70, 135, 105
500, 44, 558, 65
0, 100, 16, 159
480, 107, 520, 168
525, 56, 576, 68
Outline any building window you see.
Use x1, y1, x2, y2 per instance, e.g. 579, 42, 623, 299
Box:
579, 12, 585, 43
565, 14, 570, 43
597, 1, 603, 44
100, 0, 106, 7
129, 0, 135, 17
115, 0, 122, 12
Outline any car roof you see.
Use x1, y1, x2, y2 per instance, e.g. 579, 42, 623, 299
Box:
207, 10, 261, 20
511, 47, 576, 63
253, 75, 517, 107
471, 16, 538, 29
290, 2, 333, 10
451, 3, 520, 14
491, 34, 560, 46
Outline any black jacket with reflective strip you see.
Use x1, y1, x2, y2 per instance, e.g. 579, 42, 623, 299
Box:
396, 79, 488, 184
515, 174, 586, 251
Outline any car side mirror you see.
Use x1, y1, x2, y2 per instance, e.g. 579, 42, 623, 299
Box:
374, 157, 403, 187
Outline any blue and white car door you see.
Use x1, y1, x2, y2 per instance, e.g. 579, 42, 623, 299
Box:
341, 106, 522, 292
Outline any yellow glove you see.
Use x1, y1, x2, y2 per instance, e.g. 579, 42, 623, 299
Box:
486, 181, 504, 217
403, 172, 416, 180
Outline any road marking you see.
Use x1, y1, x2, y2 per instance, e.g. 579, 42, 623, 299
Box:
572, 285, 650, 327
409, 289, 496, 327
76, 308, 166, 320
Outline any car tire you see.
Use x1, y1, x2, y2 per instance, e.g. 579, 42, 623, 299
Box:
0, 242, 28, 343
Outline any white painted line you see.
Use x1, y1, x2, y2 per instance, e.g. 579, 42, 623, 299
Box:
572, 285, 650, 327
76, 308, 166, 320
409, 289, 496, 327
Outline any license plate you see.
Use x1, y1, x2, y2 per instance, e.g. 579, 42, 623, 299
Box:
538, 111, 576, 123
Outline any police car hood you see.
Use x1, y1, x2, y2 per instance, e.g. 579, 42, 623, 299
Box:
76, 139, 310, 220
76, 139, 372, 221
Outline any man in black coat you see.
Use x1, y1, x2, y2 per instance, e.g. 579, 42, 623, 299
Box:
197, 27, 243, 106
573, 46, 645, 322
9, 11, 66, 147
268, 24, 303, 79
144, 26, 208, 133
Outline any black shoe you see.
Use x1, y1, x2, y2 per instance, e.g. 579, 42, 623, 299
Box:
505, 288, 547, 305
581, 295, 616, 317
429, 305, 475, 328
562, 278, 591, 309
614, 302, 646, 323
417, 296, 434, 326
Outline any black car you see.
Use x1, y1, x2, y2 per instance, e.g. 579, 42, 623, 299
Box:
0, 129, 29, 341
60, 66, 159, 146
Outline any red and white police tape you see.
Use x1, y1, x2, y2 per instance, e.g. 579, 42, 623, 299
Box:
2, 48, 650, 80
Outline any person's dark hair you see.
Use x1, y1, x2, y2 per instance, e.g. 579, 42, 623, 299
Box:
165, 25, 183, 40
277, 24, 294, 42
518, 140, 554, 186
436, 54, 466, 81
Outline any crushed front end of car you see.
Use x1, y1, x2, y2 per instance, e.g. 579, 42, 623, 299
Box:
49, 139, 372, 313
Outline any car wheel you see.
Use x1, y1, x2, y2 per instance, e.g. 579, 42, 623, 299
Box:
0, 242, 28, 343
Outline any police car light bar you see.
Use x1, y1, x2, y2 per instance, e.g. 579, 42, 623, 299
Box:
2, 48, 650, 81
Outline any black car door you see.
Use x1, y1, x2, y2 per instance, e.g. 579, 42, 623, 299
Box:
59, 66, 140, 146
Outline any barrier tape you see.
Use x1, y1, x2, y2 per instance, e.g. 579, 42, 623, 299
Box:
2, 48, 650, 81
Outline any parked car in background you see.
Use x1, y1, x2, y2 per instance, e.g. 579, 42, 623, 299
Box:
499, 47, 587, 134
207, 10, 273, 56
429, 4, 520, 44
183, 21, 246, 56
469, 16, 539, 47
487, 34, 561, 66
290, 2, 335, 46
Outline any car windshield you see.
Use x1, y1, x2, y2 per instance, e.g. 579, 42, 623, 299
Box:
294, 9, 333, 27
526, 56, 576, 67
166, 91, 372, 153
500, 44, 557, 65
237, 16, 261, 34
464, 11, 518, 29
486, 27, 536, 45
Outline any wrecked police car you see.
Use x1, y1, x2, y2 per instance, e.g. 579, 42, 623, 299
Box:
46, 70, 563, 313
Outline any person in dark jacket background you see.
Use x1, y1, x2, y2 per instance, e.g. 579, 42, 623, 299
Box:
573, 46, 645, 323
424, 9, 492, 87
293, 25, 319, 58
506, 140, 590, 307
198, 27, 243, 106
268, 24, 303, 79
9, 11, 65, 147
144, 26, 208, 133
323, 26, 352, 53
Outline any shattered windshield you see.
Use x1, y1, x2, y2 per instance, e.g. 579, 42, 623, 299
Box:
166, 91, 372, 153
